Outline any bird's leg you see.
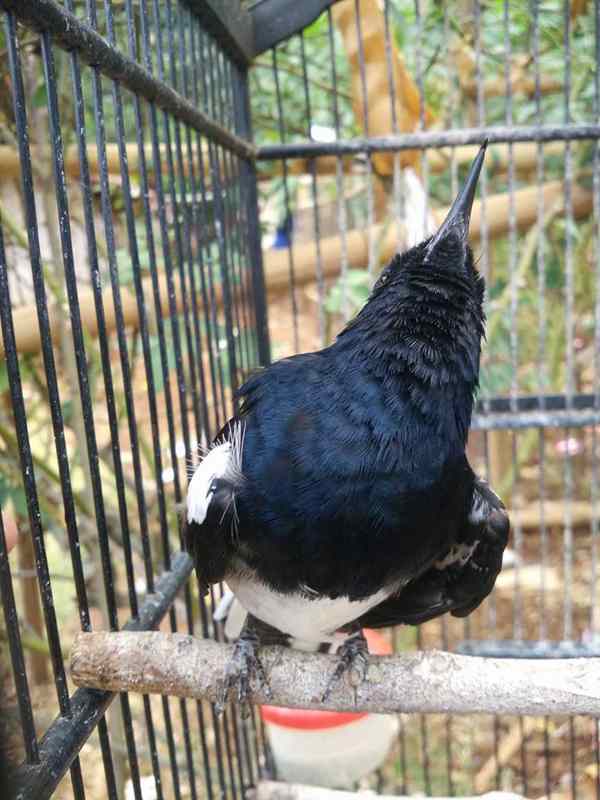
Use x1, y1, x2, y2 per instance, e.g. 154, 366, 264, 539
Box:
216, 613, 272, 718
322, 625, 369, 704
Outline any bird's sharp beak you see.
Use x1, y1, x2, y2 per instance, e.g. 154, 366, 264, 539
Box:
424, 140, 487, 264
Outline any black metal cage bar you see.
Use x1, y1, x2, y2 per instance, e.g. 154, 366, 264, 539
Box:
0, 1, 268, 798
249, 0, 600, 795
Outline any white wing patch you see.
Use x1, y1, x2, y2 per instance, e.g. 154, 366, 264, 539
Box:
468, 490, 489, 524
468, 482, 502, 524
434, 540, 478, 570
186, 421, 245, 526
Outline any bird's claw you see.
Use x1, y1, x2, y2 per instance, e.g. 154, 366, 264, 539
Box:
322, 631, 369, 704
216, 633, 271, 718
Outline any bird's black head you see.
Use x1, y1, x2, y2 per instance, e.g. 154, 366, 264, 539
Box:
337, 143, 488, 444
369, 140, 487, 305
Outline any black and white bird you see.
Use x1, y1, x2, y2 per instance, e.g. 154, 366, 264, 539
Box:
185, 142, 509, 710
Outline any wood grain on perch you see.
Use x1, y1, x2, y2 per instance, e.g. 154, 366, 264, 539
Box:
70, 631, 600, 717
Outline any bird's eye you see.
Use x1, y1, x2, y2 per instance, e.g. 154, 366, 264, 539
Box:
376, 271, 389, 287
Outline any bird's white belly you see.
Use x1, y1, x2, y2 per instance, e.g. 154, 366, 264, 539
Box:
226, 572, 392, 645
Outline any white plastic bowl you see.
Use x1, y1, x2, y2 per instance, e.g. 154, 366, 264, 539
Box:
260, 630, 398, 789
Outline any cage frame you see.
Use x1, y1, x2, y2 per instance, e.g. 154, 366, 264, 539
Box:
0, 0, 599, 798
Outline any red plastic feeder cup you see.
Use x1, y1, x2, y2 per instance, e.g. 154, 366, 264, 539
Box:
260, 629, 398, 788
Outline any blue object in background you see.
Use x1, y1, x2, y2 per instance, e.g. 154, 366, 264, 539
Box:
273, 213, 293, 248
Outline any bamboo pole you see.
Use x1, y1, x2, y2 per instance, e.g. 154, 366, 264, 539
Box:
331, 0, 431, 175
463, 76, 563, 100
0, 143, 207, 180
19, 534, 50, 684
0, 141, 567, 182
509, 499, 597, 531
571, 0, 591, 19
252, 782, 527, 800
257, 141, 566, 179
426, 141, 566, 176
0, 180, 592, 360
70, 631, 600, 716
450, 33, 563, 103
262, 179, 592, 291
0, 270, 216, 359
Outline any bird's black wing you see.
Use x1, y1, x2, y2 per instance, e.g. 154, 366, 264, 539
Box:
355, 477, 509, 629
183, 416, 245, 594
219, 352, 474, 600
183, 363, 288, 594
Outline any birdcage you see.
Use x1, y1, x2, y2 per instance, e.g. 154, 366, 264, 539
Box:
0, 1, 598, 799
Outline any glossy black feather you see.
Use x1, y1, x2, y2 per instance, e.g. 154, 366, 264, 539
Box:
355, 480, 509, 627
184, 479, 236, 593
185, 157, 509, 638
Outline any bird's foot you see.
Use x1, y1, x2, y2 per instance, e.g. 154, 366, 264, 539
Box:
322, 629, 369, 704
216, 629, 271, 718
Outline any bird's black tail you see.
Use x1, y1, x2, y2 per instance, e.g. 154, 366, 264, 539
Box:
357, 480, 509, 629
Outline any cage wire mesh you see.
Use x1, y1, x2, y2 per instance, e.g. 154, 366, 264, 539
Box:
0, 1, 268, 798
251, 0, 600, 796
0, 0, 599, 799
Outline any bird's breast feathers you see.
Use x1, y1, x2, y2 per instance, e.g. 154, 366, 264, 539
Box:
226, 568, 395, 645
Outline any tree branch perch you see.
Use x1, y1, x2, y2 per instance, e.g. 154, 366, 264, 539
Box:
70, 631, 600, 717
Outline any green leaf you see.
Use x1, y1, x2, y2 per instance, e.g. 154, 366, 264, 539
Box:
325, 269, 371, 315
0, 473, 27, 517
32, 81, 47, 109
0, 362, 9, 394
149, 332, 177, 394
116, 248, 134, 285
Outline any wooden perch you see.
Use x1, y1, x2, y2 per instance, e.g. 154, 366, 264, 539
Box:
0, 179, 592, 360
331, 0, 431, 175
251, 781, 528, 800
70, 631, 600, 716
